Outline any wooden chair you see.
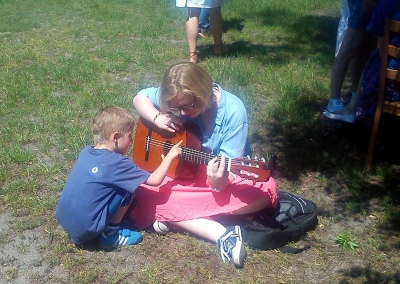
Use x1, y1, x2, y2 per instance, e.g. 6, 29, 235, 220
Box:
365, 18, 400, 170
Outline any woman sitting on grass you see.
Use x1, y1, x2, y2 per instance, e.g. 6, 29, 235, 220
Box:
129, 62, 278, 268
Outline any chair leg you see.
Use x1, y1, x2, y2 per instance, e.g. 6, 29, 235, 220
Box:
365, 108, 383, 171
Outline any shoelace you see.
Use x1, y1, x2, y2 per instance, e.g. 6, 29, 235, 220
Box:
219, 229, 239, 263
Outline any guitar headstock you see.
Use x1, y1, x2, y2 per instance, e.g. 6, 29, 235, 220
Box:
230, 155, 276, 182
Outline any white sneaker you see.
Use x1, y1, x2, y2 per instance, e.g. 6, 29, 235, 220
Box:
153, 220, 169, 235
217, 225, 247, 267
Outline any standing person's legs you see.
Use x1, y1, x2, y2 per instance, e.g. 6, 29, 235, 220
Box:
209, 6, 227, 55
326, 0, 372, 113
349, 36, 373, 95
330, 28, 370, 98
199, 8, 210, 35
186, 8, 201, 63
327, 27, 370, 111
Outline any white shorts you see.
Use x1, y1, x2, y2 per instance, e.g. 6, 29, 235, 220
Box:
176, 0, 225, 8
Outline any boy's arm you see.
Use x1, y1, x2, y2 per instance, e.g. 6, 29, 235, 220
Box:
144, 141, 182, 186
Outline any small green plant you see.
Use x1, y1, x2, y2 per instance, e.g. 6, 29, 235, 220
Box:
336, 231, 359, 250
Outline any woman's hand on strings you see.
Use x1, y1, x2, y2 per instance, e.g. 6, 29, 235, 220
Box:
207, 155, 229, 191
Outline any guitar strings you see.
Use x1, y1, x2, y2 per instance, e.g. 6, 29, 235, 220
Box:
145, 138, 260, 167
145, 139, 214, 164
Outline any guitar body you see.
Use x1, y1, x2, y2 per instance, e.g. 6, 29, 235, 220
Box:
133, 118, 202, 179
133, 117, 273, 182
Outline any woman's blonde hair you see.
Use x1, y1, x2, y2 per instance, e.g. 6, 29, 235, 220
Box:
92, 106, 135, 144
159, 62, 214, 112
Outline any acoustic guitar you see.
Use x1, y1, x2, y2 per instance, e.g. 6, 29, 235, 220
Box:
133, 118, 274, 181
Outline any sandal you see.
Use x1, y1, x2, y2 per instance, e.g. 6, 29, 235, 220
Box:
189, 51, 198, 63
214, 43, 229, 55
198, 32, 207, 39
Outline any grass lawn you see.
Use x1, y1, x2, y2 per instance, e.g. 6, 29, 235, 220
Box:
1, 0, 399, 283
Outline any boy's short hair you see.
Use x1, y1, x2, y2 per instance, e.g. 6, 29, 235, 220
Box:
92, 106, 135, 144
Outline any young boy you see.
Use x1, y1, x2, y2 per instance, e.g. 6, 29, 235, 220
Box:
55, 106, 182, 248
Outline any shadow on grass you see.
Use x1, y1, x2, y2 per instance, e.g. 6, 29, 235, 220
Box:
338, 265, 400, 283
199, 13, 338, 66
221, 8, 400, 240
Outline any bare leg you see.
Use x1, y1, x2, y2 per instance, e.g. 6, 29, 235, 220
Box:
109, 204, 129, 224
209, 7, 228, 55
171, 217, 226, 242
169, 196, 271, 242
349, 54, 364, 94
186, 8, 201, 63
337, 70, 364, 115
330, 27, 370, 99
209, 7, 223, 46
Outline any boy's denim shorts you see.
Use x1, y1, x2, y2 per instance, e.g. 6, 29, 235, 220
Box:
109, 191, 134, 216
348, 0, 372, 30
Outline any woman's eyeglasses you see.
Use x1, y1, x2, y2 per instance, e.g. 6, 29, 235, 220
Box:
168, 98, 196, 111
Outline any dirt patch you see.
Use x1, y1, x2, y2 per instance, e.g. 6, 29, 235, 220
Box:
0, 213, 67, 283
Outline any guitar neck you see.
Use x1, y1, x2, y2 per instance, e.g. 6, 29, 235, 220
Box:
181, 146, 232, 170
140, 125, 271, 182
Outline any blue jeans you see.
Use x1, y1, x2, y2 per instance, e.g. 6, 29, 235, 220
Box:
109, 191, 134, 217
199, 8, 210, 33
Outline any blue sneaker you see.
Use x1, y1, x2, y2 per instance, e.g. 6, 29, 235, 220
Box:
99, 228, 143, 248
217, 226, 247, 267
322, 110, 356, 123
327, 98, 346, 113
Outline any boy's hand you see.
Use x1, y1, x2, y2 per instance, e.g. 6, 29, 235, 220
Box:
166, 140, 183, 159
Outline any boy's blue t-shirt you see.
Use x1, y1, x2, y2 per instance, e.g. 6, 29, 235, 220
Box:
55, 146, 150, 244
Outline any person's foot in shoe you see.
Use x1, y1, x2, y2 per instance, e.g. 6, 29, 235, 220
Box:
99, 228, 143, 249
217, 225, 247, 268
322, 110, 356, 123
198, 28, 210, 39
326, 97, 346, 113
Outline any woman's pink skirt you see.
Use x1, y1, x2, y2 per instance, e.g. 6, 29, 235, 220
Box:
129, 166, 278, 230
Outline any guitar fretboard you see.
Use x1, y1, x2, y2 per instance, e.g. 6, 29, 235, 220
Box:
145, 136, 232, 170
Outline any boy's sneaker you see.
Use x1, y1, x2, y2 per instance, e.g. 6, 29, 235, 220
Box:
326, 98, 346, 113
217, 225, 247, 267
99, 228, 143, 248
